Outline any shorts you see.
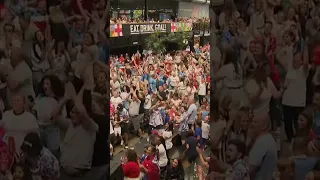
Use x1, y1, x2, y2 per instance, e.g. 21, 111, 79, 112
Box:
187, 154, 197, 163
131, 115, 142, 131
114, 126, 121, 136
202, 138, 208, 147
180, 131, 188, 140
121, 122, 129, 134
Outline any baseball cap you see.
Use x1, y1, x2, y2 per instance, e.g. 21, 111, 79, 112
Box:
21, 132, 42, 157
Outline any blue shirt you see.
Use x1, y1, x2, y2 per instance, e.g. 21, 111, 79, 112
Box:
194, 127, 203, 145
149, 78, 157, 92
202, 111, 209, 120
221, 30, 240, 56
69, 27, 84, 46
294, 157, 318, 180
141, 74, 150, 82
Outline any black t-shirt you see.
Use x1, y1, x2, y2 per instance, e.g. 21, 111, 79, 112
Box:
92, 114, 109, 166
139, 97, 145, 114
186, 136, 197, 156
159, 91, 167, 101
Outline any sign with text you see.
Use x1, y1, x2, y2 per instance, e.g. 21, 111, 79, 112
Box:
129, 23, 168, 34
110, 22, 193, 37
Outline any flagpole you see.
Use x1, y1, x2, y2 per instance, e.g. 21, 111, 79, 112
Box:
144, 0, 148, 21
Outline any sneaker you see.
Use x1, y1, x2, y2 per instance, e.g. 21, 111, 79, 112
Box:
125, 145, 129, 149
147, 137, 149, 142
121, 140, 124, 146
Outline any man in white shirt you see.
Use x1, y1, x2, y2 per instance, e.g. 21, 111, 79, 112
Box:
249, 113, 277, 180
201, 116, 210, 147
6, 48, 35, 106
1, 94, 39, 156
128, 89, 142, 137
111, 76, 120, 92
57, 97, 98, 176
198, 78, 207, 106
282, 56, 310, 141
110, 91, 122, 109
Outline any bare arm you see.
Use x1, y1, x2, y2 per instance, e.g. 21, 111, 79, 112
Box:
267, 78, 284, 99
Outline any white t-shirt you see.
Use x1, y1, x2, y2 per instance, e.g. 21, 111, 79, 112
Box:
112, 80, 121, 92
156, 144, 168, 167
245, 78, 272, 115
198, 82, 206, 96
249, 133, 278, 180
33, 97, 58, 126
2, 110, 39, 155
7, 61, 35, 103
275, 45, 294, 70
282, 66, 309, 107
120, 92, 130, 101
144, 94, 151, 109
170, 76, 179, 87
187, 103, 197, 124
162, 131, 173, 150
60, 120, 98, 169
201, 122, 210, 139
111, 96, 122, 109
110, 121, 114, 134
129, 100, 140, 116
217, 63, 243, 88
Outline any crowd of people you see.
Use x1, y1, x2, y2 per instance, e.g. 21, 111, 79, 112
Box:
110, 43, 210, 179
0, 0, 109, 179
109, 16, 209, 24
198, 0, 320, 179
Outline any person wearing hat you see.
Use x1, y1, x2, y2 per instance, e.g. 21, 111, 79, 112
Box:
21, 132, 59, 179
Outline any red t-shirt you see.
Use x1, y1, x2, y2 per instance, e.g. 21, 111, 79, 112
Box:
122, 161, 140, 178
268, 53, 281, 88
120, 56, 125, 63
142, 156, 160, 180
206, 76, 210, 83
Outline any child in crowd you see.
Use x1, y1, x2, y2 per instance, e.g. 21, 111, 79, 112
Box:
113, 113, 123, 146
12, 164, 32, 180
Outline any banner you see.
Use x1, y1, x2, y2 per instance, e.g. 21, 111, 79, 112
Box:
171, 22, 193, 32
110, 22, 193, 37
129, 23, 168, 34
110, 24, 123, 37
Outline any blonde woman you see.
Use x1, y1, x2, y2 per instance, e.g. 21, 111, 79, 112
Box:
218, 0, 240, 30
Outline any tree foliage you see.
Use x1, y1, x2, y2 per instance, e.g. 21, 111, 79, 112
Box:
145, 31, 191, 53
